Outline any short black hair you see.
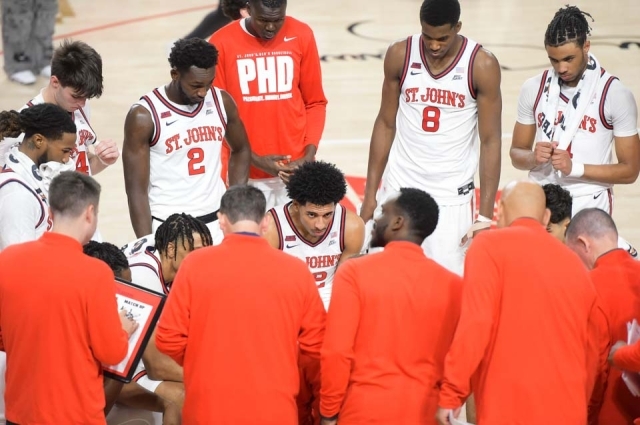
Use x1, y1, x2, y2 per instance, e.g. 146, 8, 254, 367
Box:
395, 188, 439, 242
420, 0, 460, 27
566, 208, 618, 242
49, 171, 101, 218
155, 213, 213, 259
83, 241, 130, 278
287, 161, 347, 206
15, 103, 77, 141
51, 40, 103, 99
0, 110, 22, 140
249, 0, 286, 8
222, 0, 248, 19
545, 5, 594, 48
169, 38, 219, 73
543, 184, 572, 224
219, 185, 266, 224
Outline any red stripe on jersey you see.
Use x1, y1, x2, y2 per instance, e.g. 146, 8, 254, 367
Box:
599, 76, 618, 130
140, 96, 161, 147
399, 36, 413, 89
532, 70, 549, 115
0, 178, 46, 228
269, 208, 283, 250
283, 202, 335, 248
338, 205, 347, 252
211, 88, 227, 130
152, 88, 204, 118
467, 44, 482, 100
607, 188, 613, 215
132, 370, 147, 382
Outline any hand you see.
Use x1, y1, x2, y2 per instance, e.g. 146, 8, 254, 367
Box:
119, 309, 139, 338
551, 144, 573, 175
94, 139, 120, 166
460, 219, 491, 246
320, 419, 338, 425
287, 153, 314, 170
609, 340, 627, 365
253, 154, 293, 177
435, 407, 452, 425
359, 196, 378, 223
162, 399, 182, 425
533, 141, 554, 167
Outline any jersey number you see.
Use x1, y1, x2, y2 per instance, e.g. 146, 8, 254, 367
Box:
422, 106, 441, 133
188, 148, 205, 176
313, 271, 327, 289
76, 151, 89, 174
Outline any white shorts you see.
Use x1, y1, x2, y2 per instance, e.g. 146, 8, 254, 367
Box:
366, 184, 475, 276
152, 216, 224, 246
571, 188, 613, 216
249, 177, 290, 211
106, 404, 162, 425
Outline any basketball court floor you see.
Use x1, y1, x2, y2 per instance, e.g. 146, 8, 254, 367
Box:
0, 0, 639, 248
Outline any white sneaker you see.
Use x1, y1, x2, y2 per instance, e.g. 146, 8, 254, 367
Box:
9, 70, 36, 85
40, 65, 51, 78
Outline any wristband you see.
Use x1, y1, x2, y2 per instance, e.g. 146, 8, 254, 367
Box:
568, 162, 585, 178
476, 214, 492, 223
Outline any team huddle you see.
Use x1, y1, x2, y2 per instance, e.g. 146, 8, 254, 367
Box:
0, 0, 639, 424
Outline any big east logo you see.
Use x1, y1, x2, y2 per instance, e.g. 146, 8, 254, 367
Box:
236, 55, 294, 101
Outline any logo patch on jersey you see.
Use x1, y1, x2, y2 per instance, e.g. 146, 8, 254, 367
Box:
452, 75, 463, 80
161, 111, 171, 119
629, 246, 638, 258
206, 101, 213, 107
330, 231, 337, 238
455, 67, 465, 74
457, 182, 475, 196
328, 240, 337, 246
286, 244, 300, 248
410, 62, 421, 69
410, 71, 422, 75
285, 235, 296, 242
284, 36, 297, 42
206, 109, 213, 115
166, 120, 178, 126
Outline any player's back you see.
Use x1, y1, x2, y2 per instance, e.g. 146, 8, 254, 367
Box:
332, 241, 462, 424
470, 219, 595, 423
269, 202, 346, 310
388, 35, 481, 201
126, 243, 167, 295
136, 86, 227, 220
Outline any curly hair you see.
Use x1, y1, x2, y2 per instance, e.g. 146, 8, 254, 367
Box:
0, 110, 22, 140
0, 104, 76, 141
545, 5, 594, 47
543, 184, 572, 224
249, 0, 286, 8
155, 213, 213, 259
395, 188, 439, 241
169, 38, 219, 72
83, 241, 130, 278
222, 0, 249, 19
286, 161, 347, 206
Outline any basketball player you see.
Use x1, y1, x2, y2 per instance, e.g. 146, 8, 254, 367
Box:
108, 213, 213, 425
22, 40, 120, 176
543, 183, 573, 242
209, 0, 328, 209
510, 7, 640, 224
0, 105, 76, 250
123, 37, 251, 241
359, 0, 502, 276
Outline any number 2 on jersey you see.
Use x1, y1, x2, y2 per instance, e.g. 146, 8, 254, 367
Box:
313, 271, 327, 289
422, 106, 441, 133
187, 147, 205, 176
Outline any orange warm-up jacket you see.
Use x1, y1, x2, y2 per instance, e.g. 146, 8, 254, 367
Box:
209, 17, 328, 180
320, 241, 462, 425
590, 249, 640, 424
0, 232, 129, 424
439, 218, 607, 425
155, 233, 326, 424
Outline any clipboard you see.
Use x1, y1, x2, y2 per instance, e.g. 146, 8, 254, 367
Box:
102, 277, 166, 383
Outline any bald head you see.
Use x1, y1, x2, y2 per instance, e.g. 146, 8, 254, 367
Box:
497, 181, 549, 227
566, 208, 618, 243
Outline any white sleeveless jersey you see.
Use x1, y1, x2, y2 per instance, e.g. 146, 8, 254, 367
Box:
121, 234, 155, 258
527, 69, 624, 197
24, 92, 97, 175
385, 35, 481, 203
269, 203, 346, 310
137, 86, 227, 220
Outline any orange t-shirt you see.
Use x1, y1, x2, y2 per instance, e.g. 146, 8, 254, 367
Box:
320, 242, 462, 424
592, 249, 640, 424
439, 218, 601, 425
209, 17, 328, 180
155, 233, 326, 424
0, 232, 129, 424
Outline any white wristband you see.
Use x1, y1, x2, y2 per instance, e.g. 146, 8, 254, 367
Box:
476, 214, 492, 223
568, 162, 585, 178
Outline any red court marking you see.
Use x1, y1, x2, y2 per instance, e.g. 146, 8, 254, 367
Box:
343, 175, 502, 222
0, 5, 214, 56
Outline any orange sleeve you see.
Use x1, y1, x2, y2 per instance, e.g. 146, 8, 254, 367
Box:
209, 33, 227, 91
297, 266, 326, 402
155, 259, 192, 366
88, 267, 129, 365
586, 299, 611, 425
320, 261, 359, 418
613, 341, 640, 372
439, 236, 501, 409
299, 25, 327, 148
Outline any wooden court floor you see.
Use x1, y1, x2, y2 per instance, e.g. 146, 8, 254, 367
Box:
0, 0, 639, 248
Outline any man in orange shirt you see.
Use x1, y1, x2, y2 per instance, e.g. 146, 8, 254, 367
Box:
436, 180, 605, 425
0, 171, 137, 425
320, 188, 462, 425
566, 208, 640, 424
209, 0, 328, 209
156, 185, 325, 424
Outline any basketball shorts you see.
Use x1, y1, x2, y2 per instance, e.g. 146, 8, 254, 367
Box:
368, 184, 475, 276
249, 177, 290, 211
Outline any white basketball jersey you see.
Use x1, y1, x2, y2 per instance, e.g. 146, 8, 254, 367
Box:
137, 86, 227, 220
121, 234, 155, 258
386, 35, 481, 203
529, 69, 618, 197
24, 92, 97, 175
269, 203, 346, 310
127, 245, 169, 296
